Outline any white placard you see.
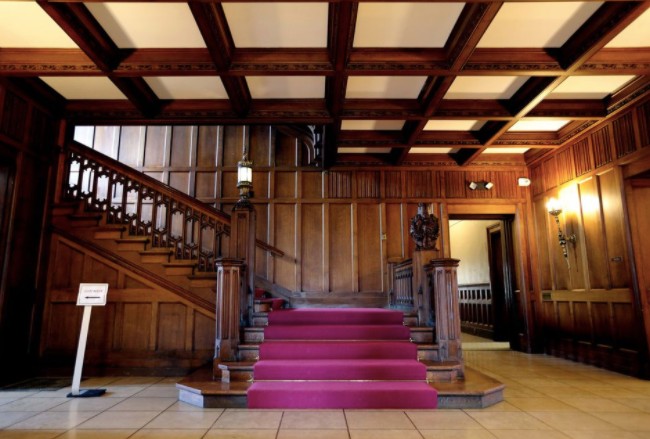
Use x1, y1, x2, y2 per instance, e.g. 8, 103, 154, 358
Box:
77, 283, 109, 306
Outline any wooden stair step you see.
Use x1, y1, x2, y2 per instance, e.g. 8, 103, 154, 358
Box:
116, 237, 149, 251
51, 202, 82, 216
216, 361, 254, 383
67, 213, 103, 227
416, 343, 441, 361
409, 327, 434, 343
421, 360, 464, 382
243, 327, 264, 343
188, 273, 217, 287
94, 225, 126, 240
140, 248, 174, 263
163, 260, 197, 275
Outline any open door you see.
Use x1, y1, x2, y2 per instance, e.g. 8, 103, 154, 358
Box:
486, 220, 517, 345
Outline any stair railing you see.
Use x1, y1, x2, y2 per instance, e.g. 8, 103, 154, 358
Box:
60, 141, 283, 272
389, 258, 414, 309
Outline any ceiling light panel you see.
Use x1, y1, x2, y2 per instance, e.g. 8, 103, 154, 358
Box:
247, 76, 325, 99
547, 75, 636, 99
0, 2, 78, 48
223, 3, 328, 48
145, 77, 228, 100
346, 77, 427, 99
445, 76, 529, 100
86, 3, 206, 48
508, 120, 570, 131
40, 77, 127, 100
341, 120, 405, 131
424, 120, 485, 131
606, 9, 650, 47
338, 147, 392, 154
354, 2, 465, 47
478, 2, 602, 48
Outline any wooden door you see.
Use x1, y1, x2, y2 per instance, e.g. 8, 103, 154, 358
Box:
487, 220, 517, 343
0, 153, 15, 324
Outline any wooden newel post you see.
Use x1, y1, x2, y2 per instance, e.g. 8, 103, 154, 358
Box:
427, 258, 464, 377
412, 249, 436, 326
214, 258, 245, 365
229, 202, 256, 325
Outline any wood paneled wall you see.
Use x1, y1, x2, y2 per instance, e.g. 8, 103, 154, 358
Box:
0, 79, 59, 381
41, 235, 215, 374
76, 125, 529, 299
529, 98, 650, 376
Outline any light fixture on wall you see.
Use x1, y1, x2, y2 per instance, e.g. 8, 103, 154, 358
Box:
546, 197, 576, 267
518, 177, 531, 187
236, 126, 253, 205
468, 181, 493, 190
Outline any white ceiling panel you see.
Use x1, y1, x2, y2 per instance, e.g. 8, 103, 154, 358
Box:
547, 75, 636, 99
410, 147, 454, 154
478, 2, 602, 48
86, 3, 206, 48
145, 77, 228, 100
341, 120, 405, 131
346, 76, 427, 99
354, 2, 465, 48
247, 76, 325, 99
445, 76, 529, 100
606, 9, 650, 47
338, 147, 392, 153
0, 2, 78, 48
424, 120, 485, 131
482, 147, 530, 154
508, 120, 570, 131
223, 3, 328, 48
40, 77, 127, 100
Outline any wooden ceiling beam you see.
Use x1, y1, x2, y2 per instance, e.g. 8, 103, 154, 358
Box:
189, 2, 251, 116
37, 1, 161, 117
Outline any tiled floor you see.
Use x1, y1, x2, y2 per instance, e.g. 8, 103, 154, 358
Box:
2, 350, 650, 438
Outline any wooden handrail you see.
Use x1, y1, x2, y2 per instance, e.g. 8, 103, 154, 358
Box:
63, 141, 284, 272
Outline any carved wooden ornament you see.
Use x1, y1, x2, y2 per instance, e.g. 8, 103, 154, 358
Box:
409, 203, 440, 251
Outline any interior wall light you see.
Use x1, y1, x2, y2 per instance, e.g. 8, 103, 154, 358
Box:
468, 181, 493, 190
546, 197, 576, 268
518, 177, 531, 187
236, 126, 253, 205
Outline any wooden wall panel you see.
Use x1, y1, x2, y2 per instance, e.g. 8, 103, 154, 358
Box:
384, 171, 401, 198
578, 177, 609, 290
357, 171, 380, 198
613, 302, 640, 351
157, 303, 187, 350
250, 126, 271, 167
51, 241, 84, 289
573, 138, 593, 177
385, 203, 404, 260
302, 172, 323, 199
556, 147, 575, 185
572, 301, 591, 343
301, 204, 324, 292
93, 126, 120, 159
444, 172, 465, 198
357, 204, 382, 292
87, 304, 115, 350
638, 101, 650, 148
195, 171, 217, 200
0, 91, 27, 142
45, 304, 81, 351
275, 132, 297, 167
495, 171, 518, 199
562, 185, 586, 290
144, 126, 169, 167
591, 302, 613, 347
406, 171, 433, 198
328, 171, 351, 198
170, 126, 195, 167
557, 301, 573, 337
591, 126, 613, 168
194, 311, 216, 351
169, 172, 191, 194
122, 303, 152, 351
253, 171, 269, 199
599, 170, 629, 288
329, 204, 354, 292
530, 164, 545, 196
612, 113, 637, 159
533, 199, 552, 290
222, 126, 243, 167
255, 203, 270, 278
118, 126, 145, 167
196, 126, 220, 167
274, 204, 297, 291
221, 171, 238, 198
542, 157, 558, 191
275, 172, 296, 198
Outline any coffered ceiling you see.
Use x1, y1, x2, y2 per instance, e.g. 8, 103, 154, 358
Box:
1, 1, 649, 166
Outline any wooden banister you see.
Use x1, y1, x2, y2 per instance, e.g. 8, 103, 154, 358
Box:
62, 141, 284, 272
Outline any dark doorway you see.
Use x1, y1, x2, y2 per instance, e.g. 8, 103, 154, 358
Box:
0, 151, 16, 329
450, 215, 518, 349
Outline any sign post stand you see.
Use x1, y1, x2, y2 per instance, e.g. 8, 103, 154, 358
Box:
67, 283, 109, 398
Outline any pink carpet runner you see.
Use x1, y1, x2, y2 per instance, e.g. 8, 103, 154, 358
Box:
247, 308, 438, 409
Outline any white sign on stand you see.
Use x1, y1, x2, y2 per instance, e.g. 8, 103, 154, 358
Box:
68, 283, 109, 398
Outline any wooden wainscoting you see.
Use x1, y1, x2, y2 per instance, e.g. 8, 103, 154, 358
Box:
458, 284, 494, 339
41, 234, 215, 375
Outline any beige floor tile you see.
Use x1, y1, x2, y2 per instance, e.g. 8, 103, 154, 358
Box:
0, 392, 36, 401
0, 412, 36, 429
467, 412, 553, 430
278, 430, 350, 439
55, 429, 136, 438
108, 377, 161, 386
30, 388, 74, 398
613, 397, 650, 413
345, 410, 414, 430
108, 397, 177, 411
134, 387, 179, 398
561, 397, 641, 412
587, 388, 648, 399
77, 410, 160, 429
102, 386, 147, 398
6, 410, 99, 429
130, 429, 208, 438
349, 429, 423, 439
527, 411, 620, 431
211, 410, 282, 429
281, 410, 347, 429
79, 377, 121, 387
506, 397, 579, 412
502, 387, 545, 398
49, 397, 125, 412
419, 430, 497, 439
407, 411, 484, 430
591, 412, 650, 431
532, 387, 598, 398
145, 410, 222, 429
204, 430, 278, 439
0, 431, 63, 439
490, 430, 570, 439
562, 431, 646, 439
164, 401, 224, 412
0, 397, 68, 412
464, 401, 521, 412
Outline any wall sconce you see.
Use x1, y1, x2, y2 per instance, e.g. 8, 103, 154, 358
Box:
236, 126, 253, 204
518, 177, 531, 187
546, 197, 576, 267
468, 181, 493, 190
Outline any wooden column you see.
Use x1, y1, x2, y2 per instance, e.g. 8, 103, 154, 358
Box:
427, 258, 464, 377
229, 201, 256, 325
214, 258, 245, 367
412, 250, 436, 326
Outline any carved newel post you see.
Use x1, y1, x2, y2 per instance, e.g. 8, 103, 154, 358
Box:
428, 258, 464, 377
214, 258, 245, 365
409, 203, 440, 326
